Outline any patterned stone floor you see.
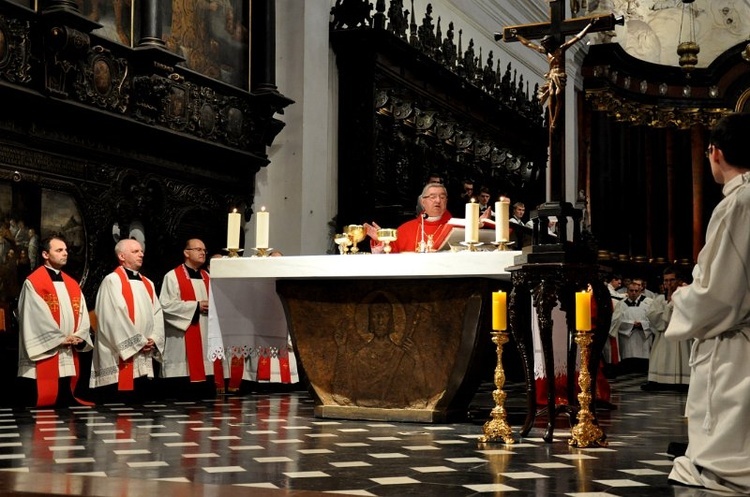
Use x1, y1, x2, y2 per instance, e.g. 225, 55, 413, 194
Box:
0, 373, 706, 497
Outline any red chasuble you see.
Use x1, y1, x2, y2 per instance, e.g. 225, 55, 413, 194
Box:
27, 266, 87, 407
389, 211, 453, 253
115, 266, 154, 391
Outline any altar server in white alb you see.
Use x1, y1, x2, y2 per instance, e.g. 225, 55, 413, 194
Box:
666, 112, 750, 494
159, 238, 219, 398
90, 238, 165, 402
17, 235, 92, 407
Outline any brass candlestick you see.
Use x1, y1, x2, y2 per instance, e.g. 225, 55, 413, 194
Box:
225, 248, 244, 258
251, 247, 273, 257
569, 328, 607, 448
460, 241, 483, 252
479, 328, 514, 444
492, 241, 509, 251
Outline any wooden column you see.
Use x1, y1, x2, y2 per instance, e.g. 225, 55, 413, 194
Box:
665, 129, 675, 263
250, 0, 278, 93
136, 0, 164, 48
691, 125, 705, 263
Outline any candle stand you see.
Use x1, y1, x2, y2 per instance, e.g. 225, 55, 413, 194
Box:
460, 241, 483, 252
251, 247, 273, 257
479, 326, 515, 444
569, 326, 607, 448
492, 241, 510, 251
225, 248, 244, 258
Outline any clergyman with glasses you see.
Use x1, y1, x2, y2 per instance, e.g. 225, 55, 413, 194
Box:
158, 238, 218, 399
365, 183, 455, 253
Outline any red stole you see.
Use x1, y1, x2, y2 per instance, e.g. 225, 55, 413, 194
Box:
27, 266, 86, 407
174, 265, 209, 382
115, 266, 154, 391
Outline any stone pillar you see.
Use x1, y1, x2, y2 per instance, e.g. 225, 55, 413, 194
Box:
251, 0, 277, 93
137, 0, 165, 48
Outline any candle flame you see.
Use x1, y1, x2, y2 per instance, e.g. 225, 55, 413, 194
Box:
232, 208, 237, 213
261, 206, 266, 212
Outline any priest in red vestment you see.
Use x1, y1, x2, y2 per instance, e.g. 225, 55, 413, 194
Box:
365, 183, 454, 253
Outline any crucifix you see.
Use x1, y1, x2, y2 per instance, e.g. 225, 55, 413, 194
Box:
499, 1, 623, 206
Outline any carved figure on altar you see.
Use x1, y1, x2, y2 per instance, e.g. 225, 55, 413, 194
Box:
332, 291, 428, 409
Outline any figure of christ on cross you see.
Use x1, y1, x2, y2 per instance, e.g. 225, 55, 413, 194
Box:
499, 1, 623, 204
512, 18, 598, 130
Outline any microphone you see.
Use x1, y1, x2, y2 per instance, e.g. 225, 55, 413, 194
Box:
419, 212, 427, 252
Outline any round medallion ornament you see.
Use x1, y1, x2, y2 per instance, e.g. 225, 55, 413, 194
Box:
199, 104, 216, 134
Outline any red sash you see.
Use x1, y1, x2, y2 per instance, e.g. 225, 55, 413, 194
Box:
174, 265, 209, 382
27, 266, 88, 407
115, 266, 154, 391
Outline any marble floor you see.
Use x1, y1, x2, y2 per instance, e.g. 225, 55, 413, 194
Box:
0, 374, 706, 497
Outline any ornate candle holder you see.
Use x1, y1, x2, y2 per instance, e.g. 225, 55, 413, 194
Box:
376, 228, 397, 253
250, 247, 273, 257
460, 241, 483, 252
569, 327, 607, 448
224, 248, 244, 258
492, 241, 510, 251
479, 326, 514, 444
344, 224, 366, 254
334, 233, 352, 255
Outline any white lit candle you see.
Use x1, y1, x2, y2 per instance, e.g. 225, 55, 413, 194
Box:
465, 199, 479, 243
227, 209, 241, 249
495, 197, 510, 242
255, 206, 270, 249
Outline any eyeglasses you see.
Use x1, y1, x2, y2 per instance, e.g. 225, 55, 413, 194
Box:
186, 248, 207, 253
705, 145, 714, 158
422, 194, 447, 201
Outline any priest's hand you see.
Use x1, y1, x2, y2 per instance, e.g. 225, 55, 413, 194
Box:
364, 222, 381, 241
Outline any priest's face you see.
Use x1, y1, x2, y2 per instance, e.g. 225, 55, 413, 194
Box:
420, 185, 448, 218
43, 238, 68, 270
118, 239, 144, 271
184, 239, 207, 269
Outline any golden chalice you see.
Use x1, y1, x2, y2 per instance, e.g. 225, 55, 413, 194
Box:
344, 224, 366, 254
376, 228, 397, 253
334, 233, 352, 255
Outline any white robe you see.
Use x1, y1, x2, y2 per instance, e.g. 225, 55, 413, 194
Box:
645, 295, 691, 385
612, 297, 653, 360
90, 269, 165, 388
666, 172, 750, 494
159, 267, 213, 378
18, 276, 92, 379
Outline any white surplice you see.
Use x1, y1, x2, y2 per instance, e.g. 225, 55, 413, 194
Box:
159, 267, 213, 378
90, 270, 165, 388
612, 296, 653, 360
665, 172, 750, 494
645, 295, 691, 385
18, 277, 92, 379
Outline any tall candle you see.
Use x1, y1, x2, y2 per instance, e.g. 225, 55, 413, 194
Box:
465, 199, 479, 243
492, 291, 507, 331
575, 291, 592, 331
495, 197, 510, 242
255, 206, 269, 249
227, 209, 241, 249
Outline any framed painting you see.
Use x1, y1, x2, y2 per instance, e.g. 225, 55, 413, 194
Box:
163, 0, 249, 89
76, 0, 135, 47
0, 181, 85, 331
